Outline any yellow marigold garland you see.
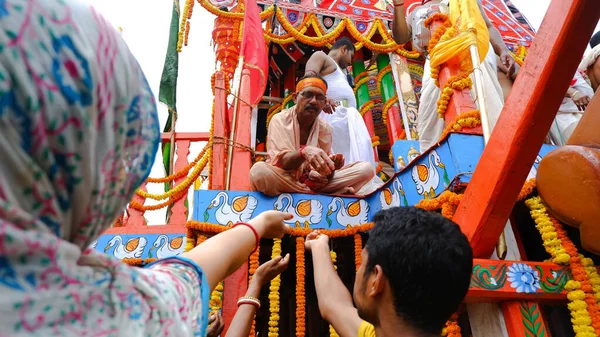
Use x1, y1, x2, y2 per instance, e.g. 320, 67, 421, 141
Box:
248, 246, 260, 337
525, 196, 600, 336
359, 101, 375, 117
269, 239, 282, 337
296, 237, 306, 337
436, 71, 473, 118
424, 13, 453, 86
210, 281, 225, 315
524, 196, 570, 265
415, 191, 463, 219
177, 0, 194, 52
136, 148, 212, 201
353, 76, 371, 95
329, 250, 339, 337
439, 110, 481, 141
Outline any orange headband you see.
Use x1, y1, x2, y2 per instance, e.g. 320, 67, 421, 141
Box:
296, 78, 327, 94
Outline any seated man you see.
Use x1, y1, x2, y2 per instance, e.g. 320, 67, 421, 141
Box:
249, 75, 374, 196
305, 207, 473, 337
580, 31, 600, 92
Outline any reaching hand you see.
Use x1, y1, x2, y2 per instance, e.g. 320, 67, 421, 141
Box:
252, 254, 290, 287
206, 312, 225, 337
330, 154, 344, 170
304, 230, 330, 252
323, 98, 337, 114
571, 91, 591, 111
249, 211, 292, 239
498, 51, 516, 78
301, 146, 335, 176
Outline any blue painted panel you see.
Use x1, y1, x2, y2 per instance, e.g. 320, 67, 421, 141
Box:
390, 140, 421, 171
91, 233, 186, 260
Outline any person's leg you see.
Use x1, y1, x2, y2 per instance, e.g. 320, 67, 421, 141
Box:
249, 162, 311, 196
319, 161, 374, 195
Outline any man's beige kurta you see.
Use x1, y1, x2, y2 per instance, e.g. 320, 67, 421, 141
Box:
249, 106, 374, 196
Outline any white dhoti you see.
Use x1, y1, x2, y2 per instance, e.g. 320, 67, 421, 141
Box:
417, 43, 505, 152
548, 72, 594, 145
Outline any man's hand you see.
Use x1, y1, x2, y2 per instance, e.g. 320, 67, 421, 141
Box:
301, 146, 335, 176
323, 98, 337, 114
571, 90, 591, 111
252, 254, 290, 287
206, 312, 225, 337
498, 51, 516, 78
330, 154, 344, 170
305, 230, 330, 252
249, 211, 293, 239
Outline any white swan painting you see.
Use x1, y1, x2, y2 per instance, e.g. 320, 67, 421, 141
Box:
379, 179, 409, 210
88, 240, 98, 250
273, 194, 323, 228
104, 236, 147, 259
326, 197, 369, 228
203, 192, 258, 226
149, 235, 185, 259
411, 150, 448, 199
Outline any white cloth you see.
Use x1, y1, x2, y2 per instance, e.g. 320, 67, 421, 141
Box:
579, 45, 600, 73
417, 43, 504, 152
320, 56, 374, 167
549, 72, 594, 145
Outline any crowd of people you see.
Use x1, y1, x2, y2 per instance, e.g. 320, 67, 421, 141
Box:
0, 0, 598, 336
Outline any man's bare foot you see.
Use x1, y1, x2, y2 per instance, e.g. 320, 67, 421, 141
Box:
340, 187, 355, 195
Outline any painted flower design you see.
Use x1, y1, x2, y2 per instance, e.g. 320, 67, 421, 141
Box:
51, 34, 92, 106
507, 263, 540, 293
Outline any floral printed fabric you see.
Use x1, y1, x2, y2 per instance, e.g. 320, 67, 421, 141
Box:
0, 0, 209, 336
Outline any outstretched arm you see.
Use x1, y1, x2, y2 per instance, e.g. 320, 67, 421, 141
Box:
392, 1, 411, 44
182, 211, 291, 290
477, 0, 516, 77
305, 232, 363, 337
225, 255, 290, 337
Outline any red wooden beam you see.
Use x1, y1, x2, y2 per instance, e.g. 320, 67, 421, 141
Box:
453, 0, 600, 258
212, 72, 229, 190
221, 69, 254, 335
160, 132, 210, 142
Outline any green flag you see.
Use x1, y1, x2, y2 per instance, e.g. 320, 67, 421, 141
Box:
159, 0, 181, 221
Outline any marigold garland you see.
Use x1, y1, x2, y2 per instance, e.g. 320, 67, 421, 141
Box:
443, 313, 462, 337
248, 246, 260, 337
329, 250, 339, 337
436, 71, 473, 118
525, 196, 600, 336
354, 234, 362, 271
353, 76, 371, 96
122, 258, 157, 266
372, 136, 381, 147
415, 191, 462, 219
177, 0, 194, 52
210, 281, 225, 315
296, 237, 306, 337
136, 148, 212, 201
359, 101, 375, 117
381, 95, 399, 126
439, 110, 481, 141
269, 239, 282, 337
517, 178, 537, 201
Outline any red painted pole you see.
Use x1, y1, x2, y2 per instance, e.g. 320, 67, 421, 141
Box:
221, 69, 253, 335
453, 0, 600, 258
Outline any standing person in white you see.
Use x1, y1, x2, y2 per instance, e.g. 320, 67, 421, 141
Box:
392, 0, 516, 152
304, 38, 376, 169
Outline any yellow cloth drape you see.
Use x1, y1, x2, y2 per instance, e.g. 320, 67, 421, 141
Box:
430, 0, 490, 70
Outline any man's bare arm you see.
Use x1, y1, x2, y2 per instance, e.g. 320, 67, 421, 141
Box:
278, 150, 305, 171
305, 51, 328, 76
308, 238, 363, 337
392, 3, 411, 44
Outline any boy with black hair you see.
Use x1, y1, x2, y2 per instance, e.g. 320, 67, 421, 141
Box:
305, 207, 473, 337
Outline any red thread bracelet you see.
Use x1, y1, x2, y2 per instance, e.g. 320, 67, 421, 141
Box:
299, 145, 307, 158
232, 222, 260, 254
394, 2, 404, 6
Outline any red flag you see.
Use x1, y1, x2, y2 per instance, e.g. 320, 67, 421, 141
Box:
240, 0, 268, 107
